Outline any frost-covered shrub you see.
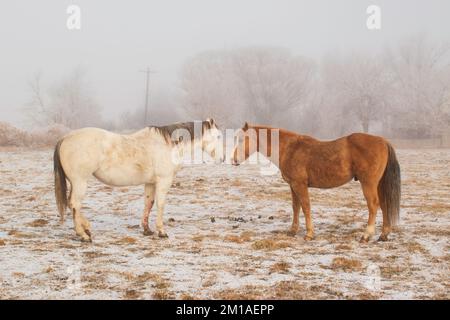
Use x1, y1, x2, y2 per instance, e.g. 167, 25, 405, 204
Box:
0, 122, 69, 147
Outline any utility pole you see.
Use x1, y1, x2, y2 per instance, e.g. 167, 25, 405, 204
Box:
139, 67, 155, 125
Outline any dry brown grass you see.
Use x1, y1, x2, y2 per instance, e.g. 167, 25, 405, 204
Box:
83, 251, 109, 259
269, 261, 291, 274
271, 281, 308, 299
26, 219, 49, 227
192, 234, 204, 242
406, 241, 428, 254
335, 244, 352, 251
251, 239, 291, 250
355, 291, 381, 300
12, 272, 25, 278
202, 275, 217, 288
0, 240, 5, 246
8, 230, 35, 238
115, 236, 137, 245
179, 293, 195, 300
214, 286, 263, 300
331, 257, 363, 271
43, 267, 54, 273
153, 278, 170, 290
380, 265, 408, 278
224, 231, 254, 243
153, 289, 174, 299
123, 289, 141, 299
230, 179, 243, 187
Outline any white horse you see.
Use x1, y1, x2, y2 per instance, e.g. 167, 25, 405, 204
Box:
54, 119, 223, 241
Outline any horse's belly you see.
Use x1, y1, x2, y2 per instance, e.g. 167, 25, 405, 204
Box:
94, 165, 154, 186
308, 166, 353, 188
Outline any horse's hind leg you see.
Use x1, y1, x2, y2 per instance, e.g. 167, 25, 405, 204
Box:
287, 186, 300, 236
378, 186, 391, 241
360, 182, 379, 243
292, 183, 314, 241
69, 179, 91, 242
142, 183, 155, 236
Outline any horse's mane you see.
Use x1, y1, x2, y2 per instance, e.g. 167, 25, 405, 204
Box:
149, 120, 214, 144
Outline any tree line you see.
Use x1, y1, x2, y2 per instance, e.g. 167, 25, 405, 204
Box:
26, 35, 450, 139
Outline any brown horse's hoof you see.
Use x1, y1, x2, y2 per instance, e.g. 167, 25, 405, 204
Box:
378, 234, 389, 242
359, 236, 369, 243
158, 231, 168, 238
287, 230, 298, 237
304, 235, 314, 241
143, 229, 154, 236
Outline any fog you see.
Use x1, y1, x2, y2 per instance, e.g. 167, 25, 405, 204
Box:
1, 1, 449, 137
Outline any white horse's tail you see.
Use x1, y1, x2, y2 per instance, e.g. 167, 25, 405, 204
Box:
54, 139, 68, 222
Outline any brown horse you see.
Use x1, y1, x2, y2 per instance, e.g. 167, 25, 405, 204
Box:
231, 123, 401, 242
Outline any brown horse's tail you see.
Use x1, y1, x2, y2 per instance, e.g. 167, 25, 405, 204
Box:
378, 143, 401, 226
54, 139, 68, 222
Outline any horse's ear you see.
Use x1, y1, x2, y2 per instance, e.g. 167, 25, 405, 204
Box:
209, 118, 215, 126
243, 122, 249, 131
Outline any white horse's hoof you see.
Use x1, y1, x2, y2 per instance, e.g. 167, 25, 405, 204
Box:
158, 231, 168, 238
80, 235, 92, 242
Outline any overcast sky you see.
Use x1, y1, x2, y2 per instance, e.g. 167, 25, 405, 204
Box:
1, 0, 449, 127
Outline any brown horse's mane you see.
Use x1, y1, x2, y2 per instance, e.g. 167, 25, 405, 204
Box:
245, 123, 317, 142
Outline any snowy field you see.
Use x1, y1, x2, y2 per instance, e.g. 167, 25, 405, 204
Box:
0, 148, 448, 299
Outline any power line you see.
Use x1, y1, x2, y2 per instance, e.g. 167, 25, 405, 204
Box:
139, 67, 156, 126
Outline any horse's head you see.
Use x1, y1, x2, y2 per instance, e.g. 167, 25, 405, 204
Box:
201, 118, 224, 163
231, 122, 253, 166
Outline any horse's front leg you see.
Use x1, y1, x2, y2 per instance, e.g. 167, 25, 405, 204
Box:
155, 178, 173, 238
142, 183, 155, 236
287, 186, 300, 236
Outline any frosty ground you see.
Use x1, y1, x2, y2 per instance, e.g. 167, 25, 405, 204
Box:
0, 149, 448, 299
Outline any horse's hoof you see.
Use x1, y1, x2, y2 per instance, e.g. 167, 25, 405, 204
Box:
143, 229, 154, 236
81, 235, 92, 243
287, 230, 298, 237
359, 236, 369, 243
158, 231, 168, 238
304, 235, 314, 241
378, 234, 389, 242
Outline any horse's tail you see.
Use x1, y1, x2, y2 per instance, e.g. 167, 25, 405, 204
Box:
54, 139, 68, 222
378, 143, 401, 227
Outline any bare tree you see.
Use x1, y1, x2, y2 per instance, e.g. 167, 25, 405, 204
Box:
385, 35, 450, 138
321, 53, 392, 134
180, 50, 245, 127
180, 47, 316, 128
231, 47, 316, 127
27, 68, 103, 129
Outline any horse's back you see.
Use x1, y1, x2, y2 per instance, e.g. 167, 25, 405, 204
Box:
283, 132, 389, 188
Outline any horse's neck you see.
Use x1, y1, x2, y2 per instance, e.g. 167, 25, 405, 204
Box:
175, 138, 202, 154
254, 128, 292, 169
